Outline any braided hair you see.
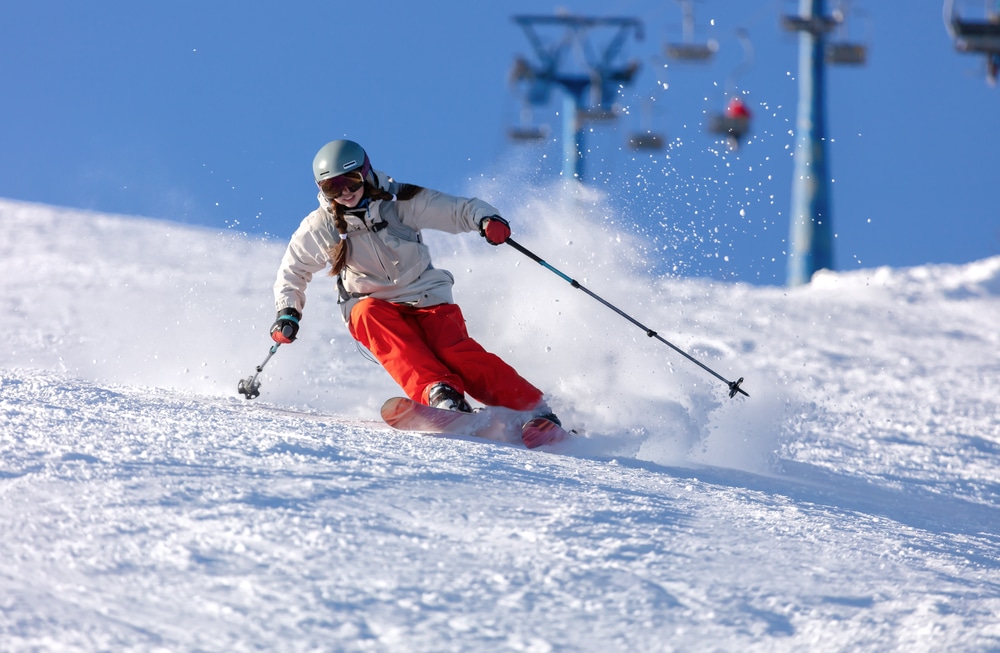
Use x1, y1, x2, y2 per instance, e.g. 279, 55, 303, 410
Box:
327, 181, 424, 276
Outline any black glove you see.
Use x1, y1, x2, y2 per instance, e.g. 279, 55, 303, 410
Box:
270, 308, 301, 344
479, 215, 511, 246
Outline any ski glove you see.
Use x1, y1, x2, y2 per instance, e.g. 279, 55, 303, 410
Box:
479, 215, 511, 246
270, 308, 301, 344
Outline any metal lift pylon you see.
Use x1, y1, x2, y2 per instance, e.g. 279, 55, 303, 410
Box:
509, 14, 643, 182
781, 0, 867, 286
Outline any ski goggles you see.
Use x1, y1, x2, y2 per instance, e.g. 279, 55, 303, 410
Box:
318, 172, 365, 199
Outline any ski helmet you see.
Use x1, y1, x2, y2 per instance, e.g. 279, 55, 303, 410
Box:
312, 140, 372, 183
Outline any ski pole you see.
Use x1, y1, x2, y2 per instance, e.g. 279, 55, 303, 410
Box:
505, 238, 748, 398
237, 343, 280, 400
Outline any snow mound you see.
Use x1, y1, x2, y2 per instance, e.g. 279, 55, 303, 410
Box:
2, 198, 1000, 651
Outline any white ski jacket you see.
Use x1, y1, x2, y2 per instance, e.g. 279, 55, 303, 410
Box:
273, 170, 501, 323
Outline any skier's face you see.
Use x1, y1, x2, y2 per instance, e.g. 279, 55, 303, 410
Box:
319, 173, 365, 207
332, 182, 365, 208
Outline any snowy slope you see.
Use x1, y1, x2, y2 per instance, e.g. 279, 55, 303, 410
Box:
1, 197, 999, 652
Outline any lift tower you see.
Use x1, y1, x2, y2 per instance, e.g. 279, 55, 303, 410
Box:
782, 0, 839, 286
781, 1, 868, 286
509, 14, 642, 182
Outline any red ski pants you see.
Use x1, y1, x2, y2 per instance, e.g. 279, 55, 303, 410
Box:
348, 298, 543, 411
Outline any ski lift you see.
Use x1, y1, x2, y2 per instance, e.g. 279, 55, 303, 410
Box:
707, 30, 753, 150
506, 56, 551, 142
509, 55, 552, 106
507, 16, 641, 131
508, 105, 550, 142
582, 62, 641, 123
628, 99, 666, 151
780, 2, 838, 36
665, 0, 718, 62
588, 68, 614, 117
944, 0, 1000, 85
826, 1, 870, 65
628, 132, 665, 151
708, 97, 752, 150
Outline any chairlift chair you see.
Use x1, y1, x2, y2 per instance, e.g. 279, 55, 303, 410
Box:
628, 132, 665, 151
508, 125, 550, 142
628, 101, 665, 151
665, 0, 718, 62
944, 0, 1000, 84
627, 89, 666, 152
507, 105, 550, 143
665, 42, 718, 61
825, 1, 870, 65
708, 97, 751, 150
707, 30, 754, 150
946, 0, 1000, 49
826, 42, 867, 64
780, 15, 838, 35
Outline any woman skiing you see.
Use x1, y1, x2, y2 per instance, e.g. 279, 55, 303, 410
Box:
270, 139, 560, 429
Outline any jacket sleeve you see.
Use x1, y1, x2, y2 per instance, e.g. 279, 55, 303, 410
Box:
398, 187, 501, 234
273, 212, 335, 314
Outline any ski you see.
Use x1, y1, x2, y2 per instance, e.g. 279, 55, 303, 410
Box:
521, 416, 571, 449
381, 397, 516, 443
380, 397, 569, 448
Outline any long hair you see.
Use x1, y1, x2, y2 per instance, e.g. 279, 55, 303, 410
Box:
327, 182, 424, 276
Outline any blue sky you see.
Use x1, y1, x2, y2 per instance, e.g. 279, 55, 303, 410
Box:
2, 0, 998, 285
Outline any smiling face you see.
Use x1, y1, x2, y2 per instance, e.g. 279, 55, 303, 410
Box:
332, 182, 365, 208
318, 172, 365, 207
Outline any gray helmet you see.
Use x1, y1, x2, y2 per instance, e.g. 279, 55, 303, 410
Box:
312, 140, 372, 183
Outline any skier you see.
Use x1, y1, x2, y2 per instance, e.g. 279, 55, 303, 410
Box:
725, 96, 751, 122
269, 139, 560, 428
727, 96, 751, 142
